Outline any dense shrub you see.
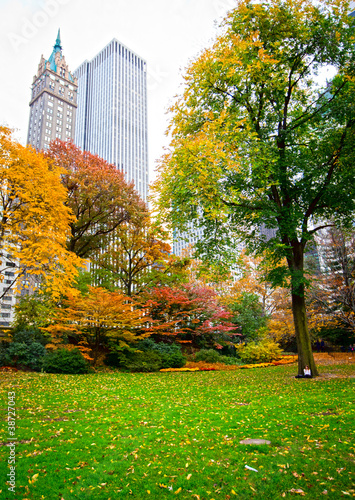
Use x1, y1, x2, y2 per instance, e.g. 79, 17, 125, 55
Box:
138, 339, 180, 355
6, 342, 46, 371
12, 327, 48, 346
104, 341, 187, 372
104, 349, 163, 372
42, 348, 90, 374
161, 351, 186, 368
137, 339, 186, 369
0, 327, 49, 370
235, 338, 282, 363
126, 351, 163, 372
0, 343, 10, 367
193, 349, 238, 365
194, 349, 223, 363
104, 351, 128, 368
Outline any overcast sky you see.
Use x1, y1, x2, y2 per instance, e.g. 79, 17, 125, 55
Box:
0, 0, 235, 182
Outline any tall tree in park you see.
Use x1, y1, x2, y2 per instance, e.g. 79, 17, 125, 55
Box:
153, 0, 355, 376
0, 127, 82, 300
46, 140, 147, 259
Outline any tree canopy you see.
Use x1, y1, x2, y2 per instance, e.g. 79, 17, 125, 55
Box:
46, 140, 147, 259
153, 0, 355, 375
0, 127, 82, 299
141, 284, 238, 348
95, 216, 173, 296
45, 286, 148, 364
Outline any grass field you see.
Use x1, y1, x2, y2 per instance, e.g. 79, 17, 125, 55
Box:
0, 363, 354, 499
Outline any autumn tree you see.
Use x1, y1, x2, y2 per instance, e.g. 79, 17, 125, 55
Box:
45, 286, 148, 365
95, 216, 190, 296
0, 127, 82, 300
46, 140, 147, 259
153, 0, 355, 376
142, 284, 238, 349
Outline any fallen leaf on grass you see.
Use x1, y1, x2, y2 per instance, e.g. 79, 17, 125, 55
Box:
175, 487, 182, 494
288, 488, 305, 495
29, 473, 39, 484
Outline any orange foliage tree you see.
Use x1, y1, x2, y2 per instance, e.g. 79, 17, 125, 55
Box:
45, 286, 149, 365
0, 127, 82, 300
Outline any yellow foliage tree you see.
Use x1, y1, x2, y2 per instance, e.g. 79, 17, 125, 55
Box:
0, 127, 82, 299
45, 286, 149, 364
96, 215, 173, 296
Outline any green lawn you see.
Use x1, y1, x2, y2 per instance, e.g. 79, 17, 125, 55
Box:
1, 364, 354, 499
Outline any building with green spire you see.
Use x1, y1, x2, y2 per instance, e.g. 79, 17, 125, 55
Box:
27, 30, 78, 150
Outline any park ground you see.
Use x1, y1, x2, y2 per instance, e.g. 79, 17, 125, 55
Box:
0, 358, 354, 500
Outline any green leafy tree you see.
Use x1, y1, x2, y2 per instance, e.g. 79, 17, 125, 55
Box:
13, 293, 55, 330
228, 292, 268, 340
153, 0, 355, 376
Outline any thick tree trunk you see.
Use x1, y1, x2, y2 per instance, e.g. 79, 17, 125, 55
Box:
291, 290, 318, 377
290, 241, 319, 377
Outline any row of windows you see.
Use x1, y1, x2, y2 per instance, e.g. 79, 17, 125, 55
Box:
45, 133, 63, 142
46, 118, 72, 127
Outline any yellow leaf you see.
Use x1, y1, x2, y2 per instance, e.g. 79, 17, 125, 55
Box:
175, 487, 182, 494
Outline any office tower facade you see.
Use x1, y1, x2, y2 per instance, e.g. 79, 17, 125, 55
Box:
27, 30, 77, 151
74, 39, 148, 201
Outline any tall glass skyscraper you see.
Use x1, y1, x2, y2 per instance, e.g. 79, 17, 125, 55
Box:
74, 39, 149, 201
